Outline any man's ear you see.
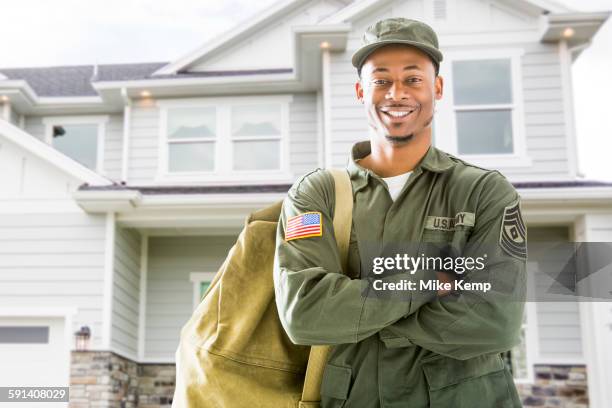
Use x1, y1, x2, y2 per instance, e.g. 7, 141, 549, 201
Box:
355, 80, 364, 103
435, 75, 444, 100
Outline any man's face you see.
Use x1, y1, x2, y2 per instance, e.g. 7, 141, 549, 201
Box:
355, 44, 443, 146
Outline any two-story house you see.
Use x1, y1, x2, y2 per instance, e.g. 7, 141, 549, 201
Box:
1, 0, 611, 407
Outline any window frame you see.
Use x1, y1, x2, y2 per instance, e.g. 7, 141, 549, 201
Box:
42, 115, 109, 174
434, 48, 531, 168
156, 95, 293, 183
189, 272, 217, 309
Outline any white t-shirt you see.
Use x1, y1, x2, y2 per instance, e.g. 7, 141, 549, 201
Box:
382, 171, 412, 201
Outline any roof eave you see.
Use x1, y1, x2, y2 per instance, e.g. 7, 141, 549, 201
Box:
72, 189, 143, 212
540, 11, 611, 48
519, 186, 612, 204
73, 188, 286, 213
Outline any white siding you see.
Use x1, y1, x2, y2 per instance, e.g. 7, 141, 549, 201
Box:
9, 106, 20, 127
111, 226, 141, 357
504, 43, 568, 180
0, 213, 107, 348
0, 134, 107, 348
104, 114, 124, 181
290, 93, 319, 176
23, 116, 45, 141
127, 94, 320, 184
528, 226, 583, 363
144, 235, 236, 361
128, 100, 159, 184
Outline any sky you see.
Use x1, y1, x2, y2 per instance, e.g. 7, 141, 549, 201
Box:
1, 0, 611, 181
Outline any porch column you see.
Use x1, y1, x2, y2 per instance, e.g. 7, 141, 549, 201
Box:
575, 214, 612, 408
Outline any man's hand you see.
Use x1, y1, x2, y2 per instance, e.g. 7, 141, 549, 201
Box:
435, 271, 455, 297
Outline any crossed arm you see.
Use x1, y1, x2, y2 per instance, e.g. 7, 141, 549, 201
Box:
273, 173, 526, 358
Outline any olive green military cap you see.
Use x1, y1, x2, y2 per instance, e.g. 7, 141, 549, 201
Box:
351, 18, 443, 73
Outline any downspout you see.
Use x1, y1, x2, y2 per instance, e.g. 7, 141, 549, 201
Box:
120, 87, 132, 183
558, 40, 577, 179
559, 40, 591, 180
322, 49, 333, 168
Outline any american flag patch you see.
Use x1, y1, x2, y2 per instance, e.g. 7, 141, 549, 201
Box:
285, 212, 322, 241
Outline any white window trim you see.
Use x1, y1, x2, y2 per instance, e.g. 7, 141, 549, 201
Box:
156, 95, 293, 184
435, 48, 532, 168
190, 272, 217, 309
42, 115, 109, 174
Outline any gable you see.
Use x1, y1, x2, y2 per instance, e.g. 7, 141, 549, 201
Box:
188, 0, 345, 72
347, 0, 540, 39
0, 136, 84, 199
0, 120, 111, 191
324, 0, 570, 25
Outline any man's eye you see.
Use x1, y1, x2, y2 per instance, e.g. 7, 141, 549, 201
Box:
406, 77, 422, 83
373, 79, 389, 85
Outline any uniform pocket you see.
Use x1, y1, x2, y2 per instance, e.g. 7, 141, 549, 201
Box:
320, 363, 352, 408
422, 229, 454, 243
422, 354, 515, 408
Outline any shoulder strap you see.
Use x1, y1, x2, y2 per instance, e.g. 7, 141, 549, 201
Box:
300, 167, 353, 406
328, 168, 353, 273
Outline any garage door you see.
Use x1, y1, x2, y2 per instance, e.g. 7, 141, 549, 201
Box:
0, 316, 70, 406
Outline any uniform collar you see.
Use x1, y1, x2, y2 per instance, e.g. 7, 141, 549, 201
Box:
346, 140, 455, 190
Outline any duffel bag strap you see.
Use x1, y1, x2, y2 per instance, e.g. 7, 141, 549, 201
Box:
300, 167, 353, 405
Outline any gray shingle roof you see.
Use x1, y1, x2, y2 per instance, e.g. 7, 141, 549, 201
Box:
95, 62, 168, 82
0, 65, 99, 97
0, 62, 166, 97
0, 62, 292, 97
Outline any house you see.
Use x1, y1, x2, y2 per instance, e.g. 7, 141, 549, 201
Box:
1, 0, 611, 406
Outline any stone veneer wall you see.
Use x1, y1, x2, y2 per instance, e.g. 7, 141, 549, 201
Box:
70, 351, 175, 408
516, 365, 588, 408
71, 354, 587, 407
138, 364, 176, 407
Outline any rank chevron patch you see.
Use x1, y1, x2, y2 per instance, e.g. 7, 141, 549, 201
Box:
499, 199, 527, 260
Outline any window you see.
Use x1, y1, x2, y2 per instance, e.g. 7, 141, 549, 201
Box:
158, 96, 291, 182
43, 116, 108, 173
434, 49, 530, 167
453, 59, 514, 154
231, 104, 282, 171
167, 107, 216, 172
190, 272, 216, 308
0, 326, 49, 344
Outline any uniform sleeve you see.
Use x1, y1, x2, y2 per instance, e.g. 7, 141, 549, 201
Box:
273, 171, 436, 346
378, 172, 527, 360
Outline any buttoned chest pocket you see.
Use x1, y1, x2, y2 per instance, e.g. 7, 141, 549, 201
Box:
420, 225, 473, 259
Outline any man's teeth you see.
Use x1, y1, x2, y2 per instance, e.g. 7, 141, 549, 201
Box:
386, 111, 412, 117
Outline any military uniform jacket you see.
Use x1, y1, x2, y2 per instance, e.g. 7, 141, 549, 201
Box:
273, 141, 527, 408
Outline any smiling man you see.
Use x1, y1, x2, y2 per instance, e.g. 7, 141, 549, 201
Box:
274, 18, 527, 407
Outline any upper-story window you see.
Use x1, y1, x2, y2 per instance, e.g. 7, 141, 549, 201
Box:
43, 116, 108, 173
453, 59, 513, 154
434, 49, 531, 167
158, 96, 291, 183
231, 104, 282, 171
166, 107, 216, 172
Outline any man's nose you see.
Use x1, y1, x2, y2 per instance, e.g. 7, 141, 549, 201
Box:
386, 81, 409, 101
